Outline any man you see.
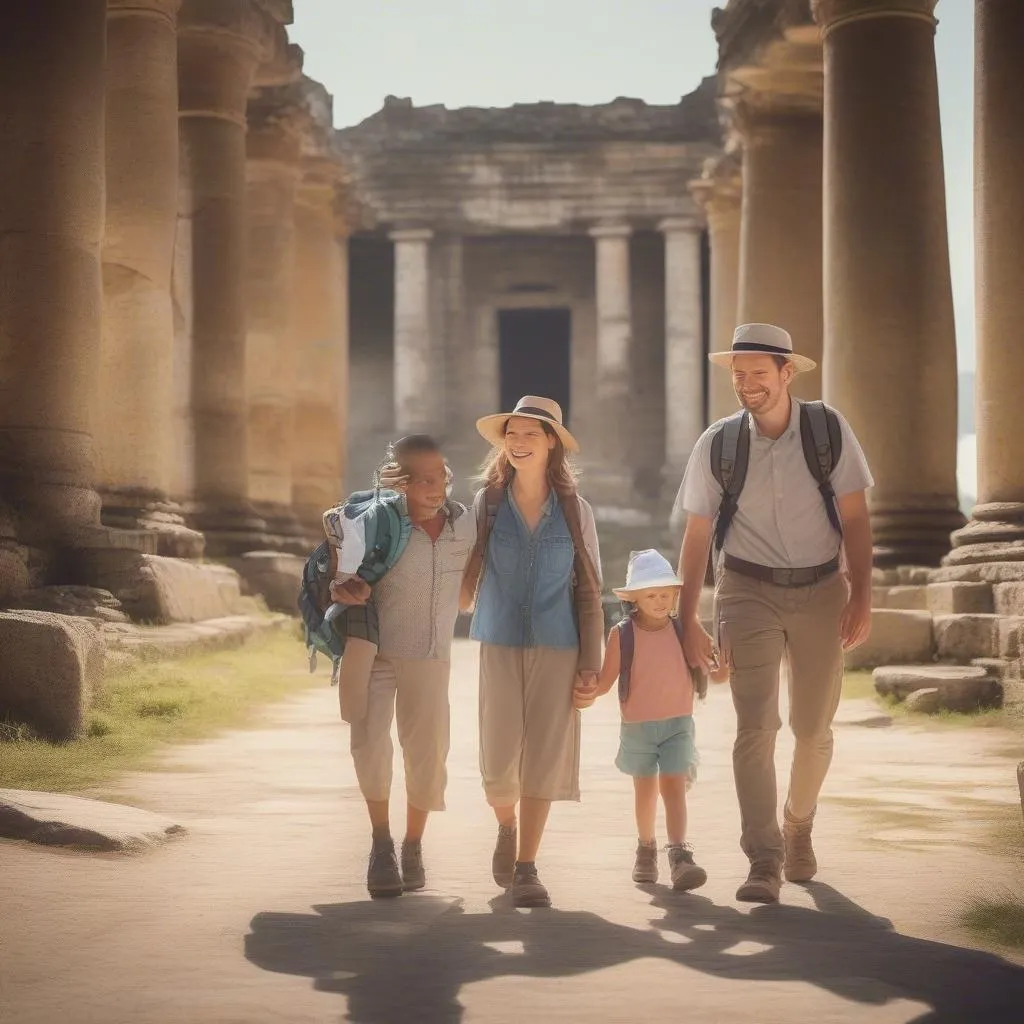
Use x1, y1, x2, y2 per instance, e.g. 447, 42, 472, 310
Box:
328, 435, 474, 898
677, 323, 874, 904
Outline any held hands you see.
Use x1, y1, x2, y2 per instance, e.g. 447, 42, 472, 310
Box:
682, 617, 717, 673
330, 577, 372, 606
684, 617, 731, 684
840, 590, 872, 651
572, 670, 601, 710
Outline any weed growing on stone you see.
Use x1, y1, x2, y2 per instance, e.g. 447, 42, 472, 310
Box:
0, 631, 326, 792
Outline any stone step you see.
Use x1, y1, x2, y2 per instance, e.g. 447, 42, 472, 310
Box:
872, 663, 1002, 713
926, 581, 994, 614
845, 609, 934, 670
997, 616, 1024, 659
933, 613, 1002, 660
994, 582, 1024, 616
872, 584, 929, 610
971, 657, 1015, 680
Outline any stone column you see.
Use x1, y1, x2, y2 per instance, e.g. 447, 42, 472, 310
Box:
98, 0, 203, 557
391, 228, 436, 435
292, 165, 348, 532
659, 218, 705, 487
813, 0, 963, 565
948, 0, 1024, 565
691, 154, 743, 425
177, 0, 271, 554
0, 1, 107, 543
244, 86, 305, 550
733, 99, 824, 401
588, 224, 634, 504
335, 226, 352, 495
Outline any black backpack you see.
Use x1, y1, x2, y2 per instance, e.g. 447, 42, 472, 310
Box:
709, 400, 844, 552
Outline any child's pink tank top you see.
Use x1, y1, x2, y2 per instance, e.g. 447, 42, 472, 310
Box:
620, 620, 694, 723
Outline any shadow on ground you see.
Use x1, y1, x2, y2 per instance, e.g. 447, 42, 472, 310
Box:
245, 883, 1024, 1024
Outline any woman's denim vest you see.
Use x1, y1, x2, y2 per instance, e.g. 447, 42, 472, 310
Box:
469, 491, 579, 650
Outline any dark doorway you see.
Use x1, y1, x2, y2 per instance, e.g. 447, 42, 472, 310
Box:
498, 308, 572, 422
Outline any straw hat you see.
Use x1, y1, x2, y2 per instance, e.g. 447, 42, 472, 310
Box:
708, 323, 817, 373
612, 549, 683, 600
476, 395, 580, 453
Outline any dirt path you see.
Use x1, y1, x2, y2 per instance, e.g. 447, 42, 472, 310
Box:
2, 640, 1023, 1024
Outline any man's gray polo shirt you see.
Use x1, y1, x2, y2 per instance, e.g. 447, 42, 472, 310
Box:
679, 397, 874, 569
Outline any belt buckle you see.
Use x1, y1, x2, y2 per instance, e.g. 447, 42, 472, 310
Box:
773, 567, 794, 587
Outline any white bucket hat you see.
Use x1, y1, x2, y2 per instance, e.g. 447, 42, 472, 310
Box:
476, 395, 580, 453
612, 549, 683, 600
708, 322, 817, 373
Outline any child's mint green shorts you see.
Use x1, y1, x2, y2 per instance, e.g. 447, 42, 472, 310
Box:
615, 715, 698, 780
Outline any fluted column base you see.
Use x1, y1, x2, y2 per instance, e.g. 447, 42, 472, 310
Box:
944, 502, 1024, 566
870, 501, 966, 567
189, 500, 268, 557
251, 500, 313, 555
100, 488, 205, 558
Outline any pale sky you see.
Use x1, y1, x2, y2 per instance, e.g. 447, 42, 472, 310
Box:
290, 0, 976, 373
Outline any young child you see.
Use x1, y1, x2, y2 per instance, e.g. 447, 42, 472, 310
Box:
575, 549, 727, 890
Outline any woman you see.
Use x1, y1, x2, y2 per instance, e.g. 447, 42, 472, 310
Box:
461, 395, 604, 908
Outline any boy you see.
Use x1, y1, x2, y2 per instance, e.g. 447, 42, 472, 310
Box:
327, 436, 474, 897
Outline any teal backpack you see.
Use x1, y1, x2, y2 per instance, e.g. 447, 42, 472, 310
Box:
297, 489, 412, 684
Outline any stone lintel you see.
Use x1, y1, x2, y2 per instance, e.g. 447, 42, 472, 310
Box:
812, 0, 937, 36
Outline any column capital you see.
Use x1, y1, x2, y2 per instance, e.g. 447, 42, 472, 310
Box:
389, 227, 434, 244
689, 153, 742, 227
246, 83, 307, 166
812, 0, 936, 37
107, 0, 181, 22
657, 216, 703, 235
588, 223, 632, 240
726, 92, 823, 148
178, 0, 283, 123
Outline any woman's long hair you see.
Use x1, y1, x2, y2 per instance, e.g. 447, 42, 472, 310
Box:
477, 420, 578, 497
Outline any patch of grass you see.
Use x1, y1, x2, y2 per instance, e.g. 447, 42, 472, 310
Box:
962, 892, 1024, 950
841, 670, 877, 701
0, 630, 326, 793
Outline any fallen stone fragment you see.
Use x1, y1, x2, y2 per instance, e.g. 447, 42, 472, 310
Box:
0, 788, 186, 852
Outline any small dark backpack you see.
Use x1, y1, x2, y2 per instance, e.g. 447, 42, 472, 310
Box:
616, 615, 707, 704
709, 399, 844, 552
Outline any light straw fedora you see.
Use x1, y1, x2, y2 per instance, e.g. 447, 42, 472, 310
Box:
476, 395, 580, 453
612, 549, 683, 600
708, 323, 817, 373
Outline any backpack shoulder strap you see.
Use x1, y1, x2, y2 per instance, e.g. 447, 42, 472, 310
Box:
616, 617, 635, 704
799, 401, 844, 537
460, 484, 505, 610
709, 410, 751, 551
558, 491, 604, 674
671, 616, 707, 701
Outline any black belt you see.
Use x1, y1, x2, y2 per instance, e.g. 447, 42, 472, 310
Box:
723, 554, 840, 588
